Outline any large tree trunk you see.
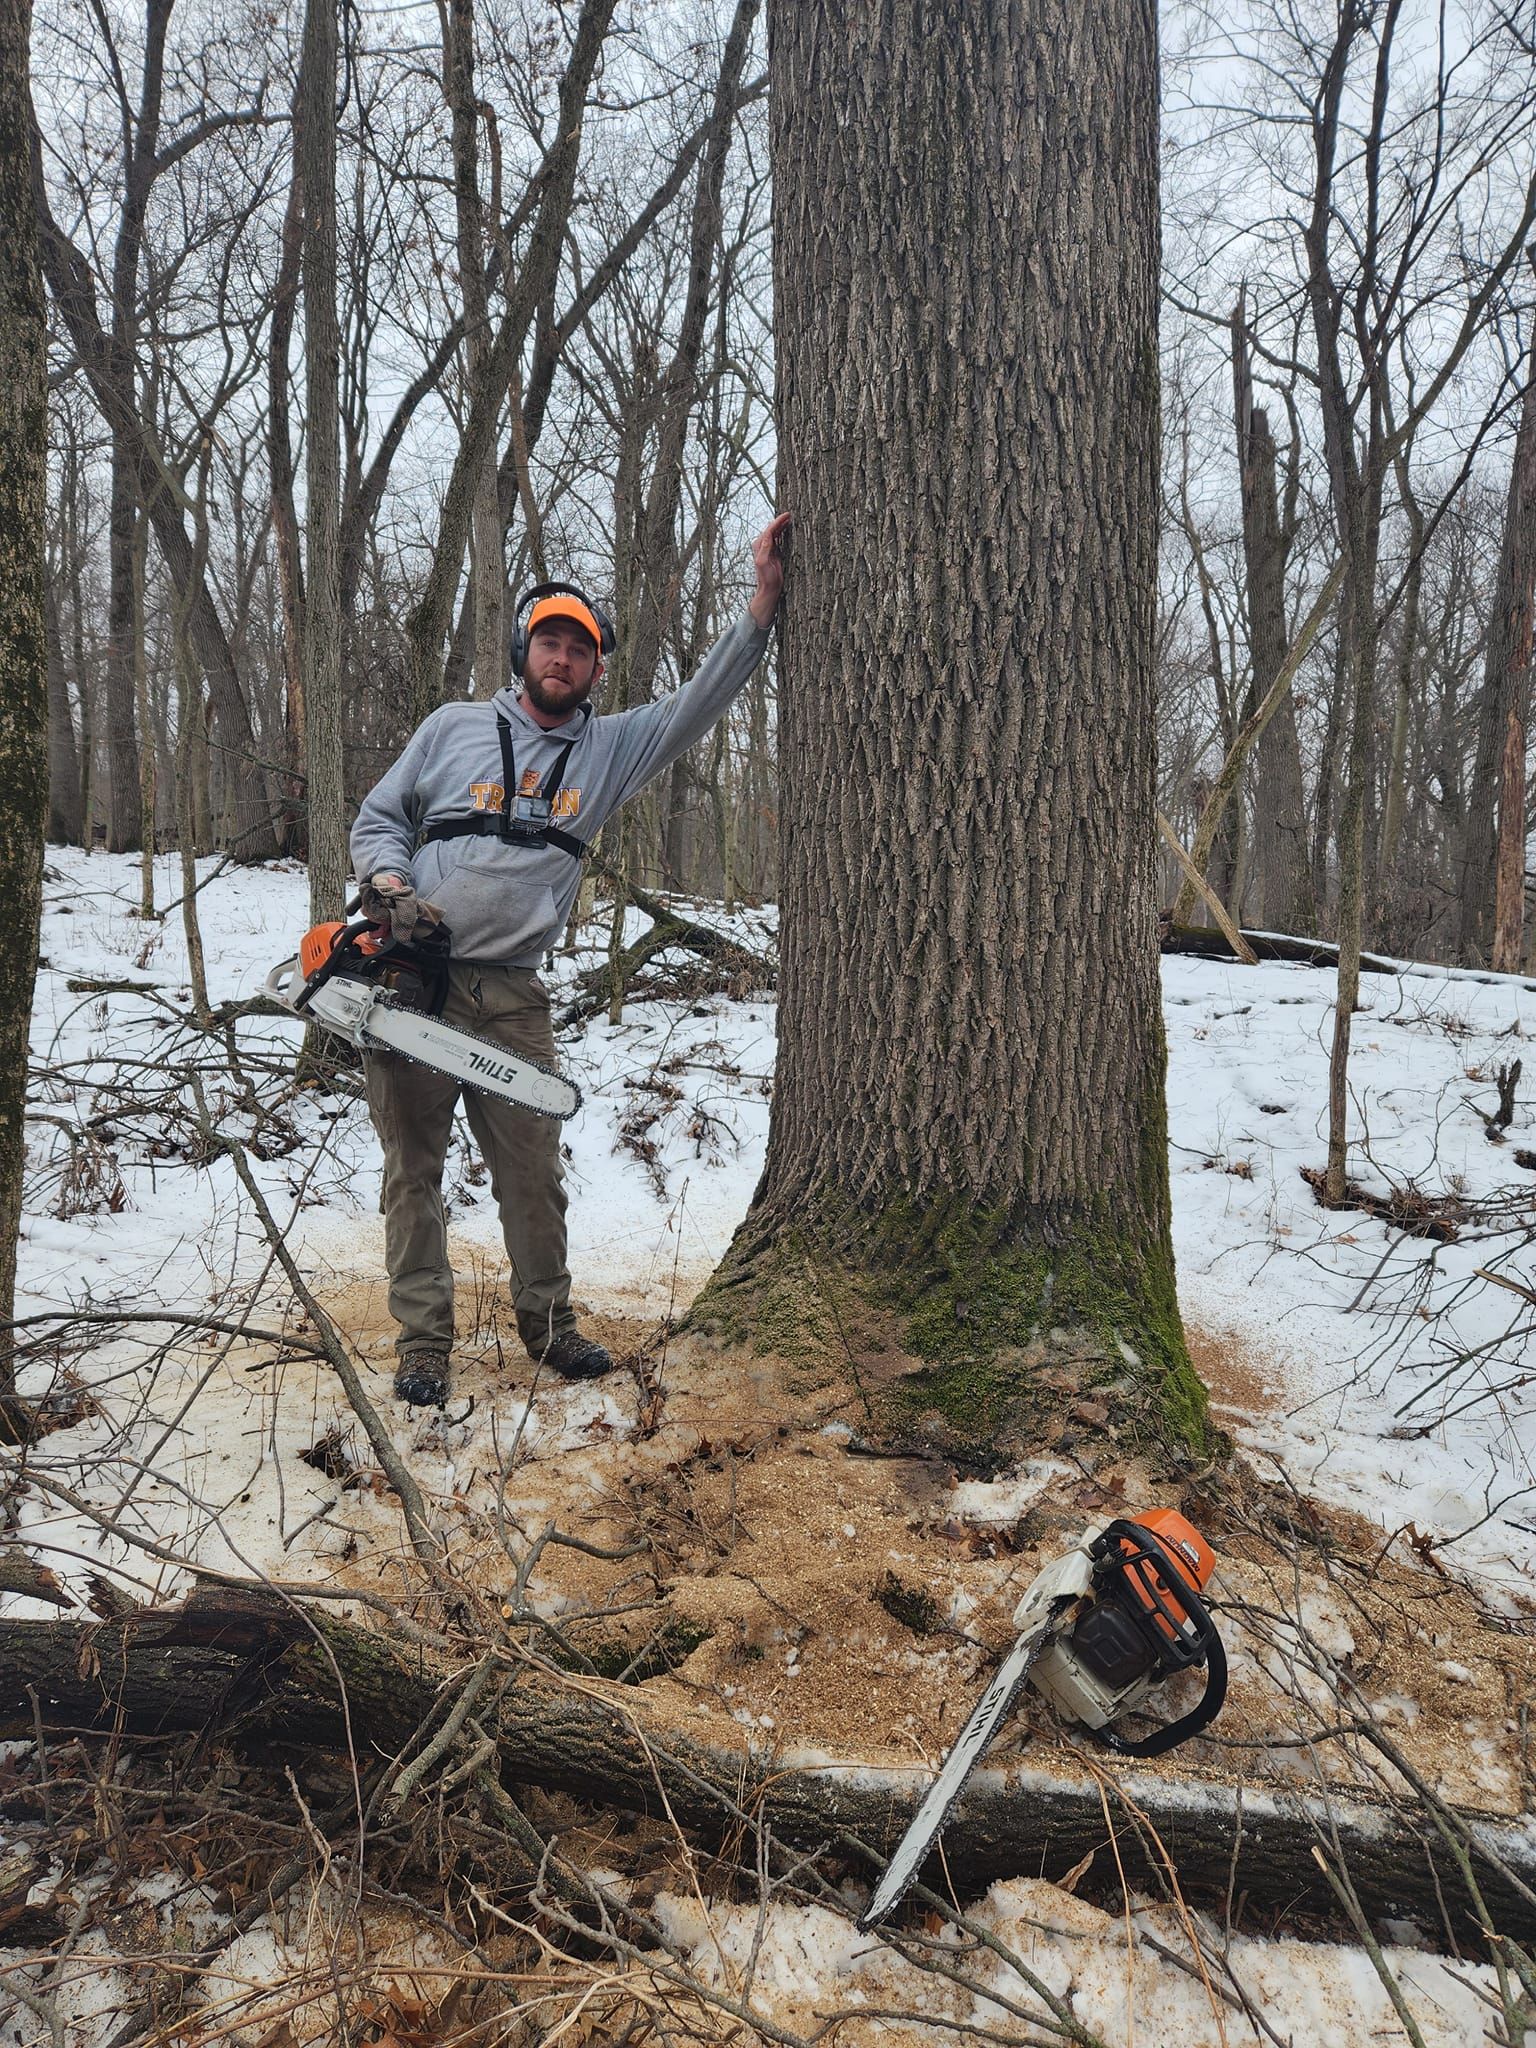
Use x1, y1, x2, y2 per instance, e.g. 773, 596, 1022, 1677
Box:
6, 1590, 1536, 1947
1232, 312, 1314, 935
703, 0, 1207, 1461
298, 0, 346, 921
0, 0, 48, 1428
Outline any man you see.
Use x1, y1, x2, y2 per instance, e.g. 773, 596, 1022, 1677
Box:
350, 512, 790, 1407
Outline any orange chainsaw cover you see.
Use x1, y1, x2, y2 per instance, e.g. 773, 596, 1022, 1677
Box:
1121, 1508, 1215, 1641
299, 921, 384, 980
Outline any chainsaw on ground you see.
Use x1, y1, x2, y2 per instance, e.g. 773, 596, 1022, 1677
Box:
859, 1508, 1226, 1929
265, 913, 581, 1122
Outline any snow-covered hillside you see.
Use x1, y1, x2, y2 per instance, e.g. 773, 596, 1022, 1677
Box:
17, 849, 1536, 1602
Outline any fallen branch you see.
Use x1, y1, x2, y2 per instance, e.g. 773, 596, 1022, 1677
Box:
561, 874, 774, 1027
1156, 815, 1257, 965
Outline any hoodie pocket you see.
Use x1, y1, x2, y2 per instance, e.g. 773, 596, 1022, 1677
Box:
414, 837, 558, 960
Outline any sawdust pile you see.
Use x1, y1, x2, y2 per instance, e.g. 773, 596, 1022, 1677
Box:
286, 1296, 1536, 1822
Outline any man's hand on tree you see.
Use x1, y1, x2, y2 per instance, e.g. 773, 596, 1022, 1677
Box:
747, 510, 792, 628
360, 869, 435, 941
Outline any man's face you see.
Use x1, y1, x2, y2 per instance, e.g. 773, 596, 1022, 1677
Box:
522, 618, 600, 718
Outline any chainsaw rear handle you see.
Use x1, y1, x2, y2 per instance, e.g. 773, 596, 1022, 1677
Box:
1087, 1517, 1227, 1758
1093, 1630, 1228, 1758
1090, 1518, 1218, 1672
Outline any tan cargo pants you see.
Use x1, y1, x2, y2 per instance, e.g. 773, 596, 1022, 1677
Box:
364, 963, 576, 1362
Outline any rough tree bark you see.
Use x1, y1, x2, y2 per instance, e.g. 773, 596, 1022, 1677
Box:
700, 0, 1209, 1461
0, 0, 48, 1430
298, 0, 346, 921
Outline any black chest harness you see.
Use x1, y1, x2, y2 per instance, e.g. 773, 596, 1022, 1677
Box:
415, 708, 590, 861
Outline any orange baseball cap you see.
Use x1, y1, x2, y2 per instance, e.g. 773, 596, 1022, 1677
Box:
526, 593, 603, 653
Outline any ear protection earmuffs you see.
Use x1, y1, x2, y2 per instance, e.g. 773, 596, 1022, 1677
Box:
510, 582, 617, 677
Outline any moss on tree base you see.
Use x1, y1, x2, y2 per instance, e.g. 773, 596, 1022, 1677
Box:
691, 1197, 1218, 1471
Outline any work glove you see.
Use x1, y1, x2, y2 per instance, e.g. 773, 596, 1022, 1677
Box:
359, 870, 442, 943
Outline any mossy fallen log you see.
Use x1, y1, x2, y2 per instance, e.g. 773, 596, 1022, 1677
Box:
4, 1587, 1534, 1951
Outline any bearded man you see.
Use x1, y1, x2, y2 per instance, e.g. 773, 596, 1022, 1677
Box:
350, 513, 789, 1406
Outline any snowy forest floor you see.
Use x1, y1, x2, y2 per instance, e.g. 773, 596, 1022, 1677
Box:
5, 850, 1536, 2047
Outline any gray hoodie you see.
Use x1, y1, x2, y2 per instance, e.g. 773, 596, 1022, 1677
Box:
350, 612, 771, 966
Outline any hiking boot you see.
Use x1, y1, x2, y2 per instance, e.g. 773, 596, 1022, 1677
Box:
394, 1350, 451, 1407
534, 1330, 614, 1382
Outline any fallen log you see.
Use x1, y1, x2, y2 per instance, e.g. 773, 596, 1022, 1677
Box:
1158, 919, 1402, 974
1159, 919, 1536, 994
4, 1588, 1534, 1949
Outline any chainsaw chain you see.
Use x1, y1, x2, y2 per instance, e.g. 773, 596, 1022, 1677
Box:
363, 990, 582, 1122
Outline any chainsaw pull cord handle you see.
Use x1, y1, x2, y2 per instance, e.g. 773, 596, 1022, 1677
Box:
1092, 1628, 1228, 1758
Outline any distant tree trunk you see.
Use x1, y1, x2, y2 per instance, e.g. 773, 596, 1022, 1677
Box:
30, 131, 281, 858
443, 0, 505, 696
1492, 692, 1529, 974
1303, 11, 1386, 1205
0, 0, 48, 1429
268, 167, 306, 830
100, 0, 178, 855
132, 501, 155, 910
602, 0, 757, 1013
1463, 322, 1536, 971
1377, 464, 1424, 890
1232, 305, 1314, 934
298, 0, 345, 922
103, 451, 144, 850
702, 0, 1209, 1462
43, 579, 81, 843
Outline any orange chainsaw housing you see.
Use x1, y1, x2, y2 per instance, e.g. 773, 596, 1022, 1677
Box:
1118, 1508, 1215, 1644
299, 919, 384, 981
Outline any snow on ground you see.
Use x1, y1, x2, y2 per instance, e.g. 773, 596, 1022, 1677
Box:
17, 849, 1536, 1607
9, 850, 1536, 2046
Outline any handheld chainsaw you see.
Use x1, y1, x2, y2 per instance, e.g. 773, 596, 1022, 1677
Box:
859, 1508, 1226, 1929
265, 913, 581, 1122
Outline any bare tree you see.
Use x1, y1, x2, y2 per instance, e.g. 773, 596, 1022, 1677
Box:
1231, 294, 1315, 933
298, 0, 345, 919
0, 0, 47, 1429
1461, 284, 1536, 973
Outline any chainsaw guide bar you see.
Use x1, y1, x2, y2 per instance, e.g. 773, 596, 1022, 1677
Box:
265, 950, 582, 1122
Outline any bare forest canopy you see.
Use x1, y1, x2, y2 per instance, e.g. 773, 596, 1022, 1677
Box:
29, 0, 1536, 969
